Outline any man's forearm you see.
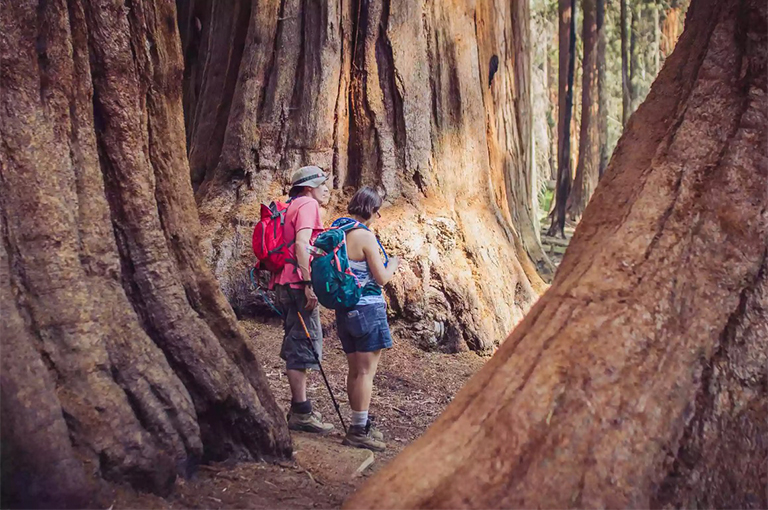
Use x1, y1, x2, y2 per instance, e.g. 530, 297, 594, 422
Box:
295, 242, 312, 281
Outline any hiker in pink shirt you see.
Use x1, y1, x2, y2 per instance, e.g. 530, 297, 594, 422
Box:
274, 166, 334, 433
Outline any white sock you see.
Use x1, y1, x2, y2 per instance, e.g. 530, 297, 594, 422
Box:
351, 410, 368, 428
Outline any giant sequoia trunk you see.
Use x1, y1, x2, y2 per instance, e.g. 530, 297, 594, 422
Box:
177, 0, 547, 352
0, 1, 291, 507
346, 0, 767, 506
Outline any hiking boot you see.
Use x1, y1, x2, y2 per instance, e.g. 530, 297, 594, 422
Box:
287, 411, 334, 434
366, 418, 384, 441
343, 424, 386, 452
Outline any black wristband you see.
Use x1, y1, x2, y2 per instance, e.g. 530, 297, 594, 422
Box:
300, 280, 312, 286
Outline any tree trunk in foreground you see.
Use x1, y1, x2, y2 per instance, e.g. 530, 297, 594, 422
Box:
0, 0, 291, 507
178, 0, 545, 352
548, 0, 576, 237
566, 0, 599, 219
346, 0, 767, 506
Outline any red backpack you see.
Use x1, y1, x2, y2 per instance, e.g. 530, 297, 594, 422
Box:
252, 201, 294, 272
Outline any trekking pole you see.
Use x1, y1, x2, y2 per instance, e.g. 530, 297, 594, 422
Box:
296, 311, 347, 433
249, 268, 283, 317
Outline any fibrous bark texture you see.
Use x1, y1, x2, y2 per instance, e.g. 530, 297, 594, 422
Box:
0, 0, 291, 506
345, 0, 768, 506
178, 0, 547, 352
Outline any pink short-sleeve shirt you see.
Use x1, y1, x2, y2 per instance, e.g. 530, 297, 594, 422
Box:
271, 196, 324, 288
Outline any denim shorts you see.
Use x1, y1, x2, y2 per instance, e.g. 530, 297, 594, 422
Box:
336, 302, 393, 354
275, 285, 322, 370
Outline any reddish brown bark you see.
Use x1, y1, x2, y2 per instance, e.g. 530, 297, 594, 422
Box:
661, 6, 683, 57
621, 0, 631, 126
0, 0, 290, 506
346, 0, 767, 506
566, 0, 599, 218
547, 0, 576, 238
476, 0, 555, 277
597, 0, 608, 178
629, 2, 643, 113
178, 0, 545, 352
547, 34, 559, 182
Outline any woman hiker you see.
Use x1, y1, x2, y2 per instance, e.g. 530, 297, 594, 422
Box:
334, 187, 400, 451
273, 166, 334, 433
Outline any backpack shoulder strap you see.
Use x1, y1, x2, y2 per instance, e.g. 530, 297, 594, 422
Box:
332, 217, 366, 232
331, 217, 389, 267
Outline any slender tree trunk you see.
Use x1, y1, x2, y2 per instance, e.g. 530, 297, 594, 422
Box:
621, 0, 631, 126
570, 52, 581, 178
597, 0, 608, 178
653, 4, 661, 75
547, 35, 559, 182
346, 0, 768, 506
0, 0, 291, 506
630, 2, 643, 112
547, 0, 576, 238
533, 24, 556, 188
659, 0, 687, 63
566, 0, 599, 218
179, 0, 545, 352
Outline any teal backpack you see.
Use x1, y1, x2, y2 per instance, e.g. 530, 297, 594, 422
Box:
309, 218, 388, 310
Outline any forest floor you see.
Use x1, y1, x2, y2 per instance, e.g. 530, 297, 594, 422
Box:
108, 313, 487, 509
540, 218, 576, 267
104, 218, 574, 509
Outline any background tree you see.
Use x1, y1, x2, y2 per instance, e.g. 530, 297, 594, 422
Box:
547, 41, 559, 183
629, 1, 644, 112
652, 2, 661, 75
547, 0, 577, 237
346, 0, 768, 505
597, 0, 609, 178
530, 0, 559, 211
661, 0, 688, 59
621, 0, 631, 126
1, 0, 291, 507
566, 0, 600, 218
177, 0, 548, 351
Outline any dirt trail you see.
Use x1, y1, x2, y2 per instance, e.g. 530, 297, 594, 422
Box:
108, 316, 487, 509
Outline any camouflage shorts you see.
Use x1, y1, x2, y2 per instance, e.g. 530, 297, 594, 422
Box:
275, 285, 323, 370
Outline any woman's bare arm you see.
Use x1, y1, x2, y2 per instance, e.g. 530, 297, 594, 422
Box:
363, 231, 398, 286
